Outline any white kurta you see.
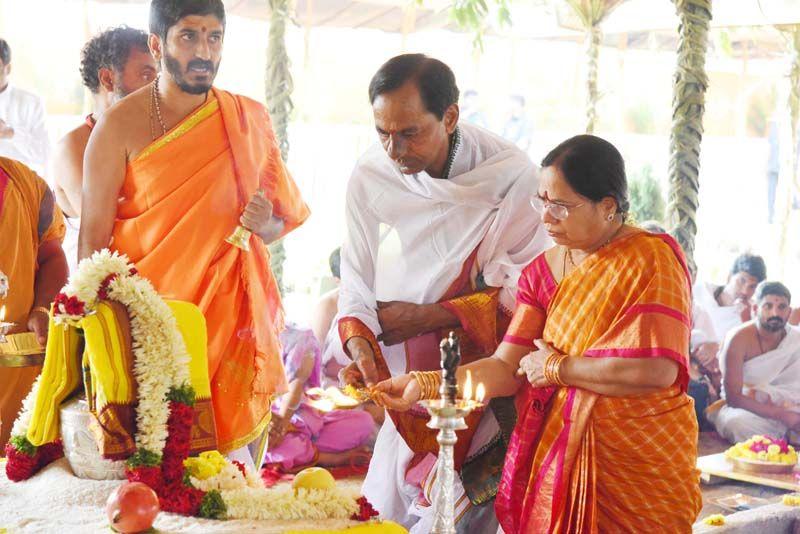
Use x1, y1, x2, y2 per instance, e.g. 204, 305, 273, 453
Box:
710, 326, 800, 442
693, 280, 745, 344
337, 123, 550, 529
0, 85, 50, 176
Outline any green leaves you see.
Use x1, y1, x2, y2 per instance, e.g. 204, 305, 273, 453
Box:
166, 383, 197, 407
9, 435, 37, 456
198, 490, 227, 519
126, 448, 162, 468
447, 0, 514, 52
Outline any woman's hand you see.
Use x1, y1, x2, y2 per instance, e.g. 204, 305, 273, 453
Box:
517, 339, 559, 388
267, 413, 290, 448
371, 374, 421, 411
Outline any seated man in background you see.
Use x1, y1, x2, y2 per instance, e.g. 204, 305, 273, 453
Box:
694, 253, 767, 343
0, 157, 67, 451
708, 281, 800, 444
693, 254, 767, 391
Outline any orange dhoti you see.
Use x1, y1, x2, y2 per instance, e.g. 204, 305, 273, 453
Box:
110, 89, 309, 453
496, 232, 702, 533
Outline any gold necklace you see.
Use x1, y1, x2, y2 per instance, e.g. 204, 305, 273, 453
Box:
564, 223, 625, 274
149, 75, 167, 140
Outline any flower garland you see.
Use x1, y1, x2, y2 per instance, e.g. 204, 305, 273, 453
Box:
6, 251, 209, 516
725, 435, 798, 464
6, 250, 382, 525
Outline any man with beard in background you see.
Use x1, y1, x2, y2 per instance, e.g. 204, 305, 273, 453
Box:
707, 281, 800, 444
79, 0, 309, 466
53, 26, 156, 272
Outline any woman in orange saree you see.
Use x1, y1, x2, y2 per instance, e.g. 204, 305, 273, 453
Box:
374, 135, 702, 533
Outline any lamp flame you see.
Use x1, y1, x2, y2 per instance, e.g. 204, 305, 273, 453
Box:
463, 371, 473, 401
0, 305, 5, 322
476, 383, 486, 403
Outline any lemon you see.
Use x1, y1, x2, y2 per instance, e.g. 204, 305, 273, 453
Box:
293, 467, 336, 491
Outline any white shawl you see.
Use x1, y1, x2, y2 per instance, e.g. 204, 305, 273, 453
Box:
337, 122, 549, 374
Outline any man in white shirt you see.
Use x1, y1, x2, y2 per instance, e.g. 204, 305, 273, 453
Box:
0, 39, 50, 175
337, 54, 549, 533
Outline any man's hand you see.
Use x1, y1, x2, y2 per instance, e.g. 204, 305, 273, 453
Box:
693, 342, 720, 374
340, 337, 380, 387
377, 301, 427, 346
241, 191, 284, 245
27, 309, 49, 346
0, 119, 14, 139
377, 300, 458, 346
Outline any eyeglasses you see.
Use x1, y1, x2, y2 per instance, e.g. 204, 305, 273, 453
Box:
530, 196, 584, 221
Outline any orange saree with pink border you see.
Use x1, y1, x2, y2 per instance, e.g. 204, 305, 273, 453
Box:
495, 232, 702, 533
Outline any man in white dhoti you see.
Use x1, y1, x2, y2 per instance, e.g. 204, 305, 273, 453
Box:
707, 281, 800, 444
336, 54, 549, 533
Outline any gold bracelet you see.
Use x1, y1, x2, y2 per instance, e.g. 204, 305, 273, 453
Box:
31, 306, 50, 317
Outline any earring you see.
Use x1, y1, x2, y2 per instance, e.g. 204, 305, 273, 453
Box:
607, 214, 614, 221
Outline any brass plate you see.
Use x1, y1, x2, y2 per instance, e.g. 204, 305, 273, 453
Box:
0, 352, 45, 367
731, 456, 796, 475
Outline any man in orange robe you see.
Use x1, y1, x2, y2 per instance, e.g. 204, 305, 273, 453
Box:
0, 157, 68, 451
80, 0, 309, 460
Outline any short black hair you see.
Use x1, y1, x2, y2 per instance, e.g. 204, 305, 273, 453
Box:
541, 134, 630, 216
730, 253, 767, 282
329, 247, 341, 279
149, 0, 226, 41
368, 54, 459, 120
754, 281, 791, 304
0, 39, 10, 65
80, 26, 149, 94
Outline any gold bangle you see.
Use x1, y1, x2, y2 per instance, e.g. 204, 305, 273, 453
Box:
411, 371, 441, 400
31, 306, 50, 317
544, 352, 568, 387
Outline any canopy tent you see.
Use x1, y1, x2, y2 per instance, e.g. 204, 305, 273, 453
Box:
31, 0, 800, 274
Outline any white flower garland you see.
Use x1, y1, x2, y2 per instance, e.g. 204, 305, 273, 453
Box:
221, 486, 359, 521
11, 250, 190, 456
105, 272, 190, 453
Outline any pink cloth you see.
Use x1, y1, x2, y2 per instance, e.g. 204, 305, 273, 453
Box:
265, 405, 374, 471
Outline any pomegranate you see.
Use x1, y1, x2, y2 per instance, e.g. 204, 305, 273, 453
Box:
106, 481, 159, 533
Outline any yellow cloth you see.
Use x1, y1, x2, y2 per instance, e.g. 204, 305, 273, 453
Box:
0, 157, 65, 452
27, 300, 215, 458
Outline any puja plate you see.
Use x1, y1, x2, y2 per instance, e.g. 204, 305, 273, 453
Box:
712, 493, 770, 512
306, 386, 363, 410
730, 456, 797, 475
